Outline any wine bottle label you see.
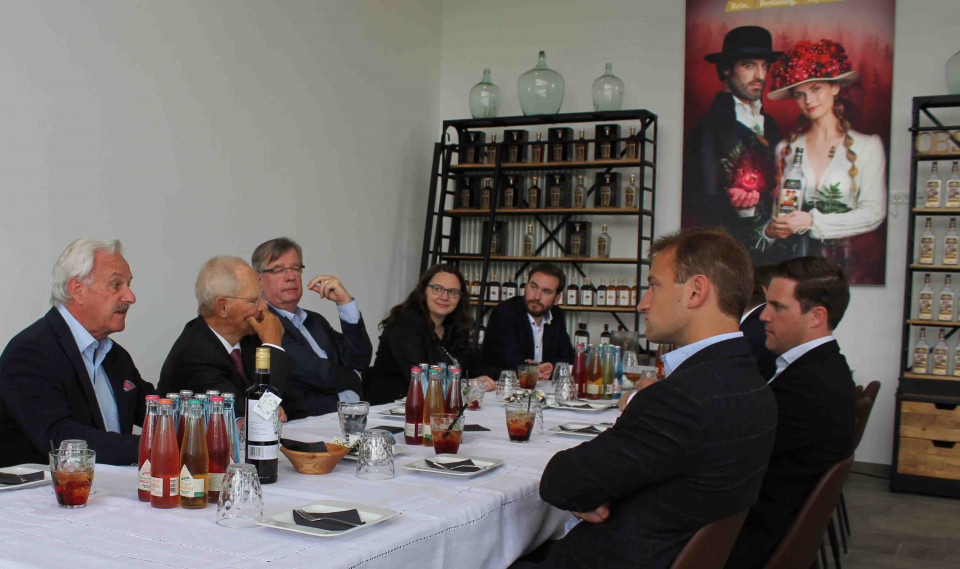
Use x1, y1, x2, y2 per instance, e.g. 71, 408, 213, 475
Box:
247, 400, 278, 441
597, 292, 606, 306
252, 392, 282, 421
461, 191, 471, 208
574, 192, 584, 208
247, 443, 278, 460
509, 147, 518, 162
138, 460, 151, 491
926, 181, 942, 207
618, 290, 630, 306
601, 143, 611, 159
404, 422, 422, 437
948, 181, 960, 207
912, 348, 929, 373
598, 241, 608, 257
179, 466, 205, 498
918, 292, 934, 319
600, 187, 611, 207
625, 142, 637, 158
630, 290, 638, 306
945, 237, 959, 264
524, 241, 534, 256
919, 237, 935, 264
150, 475, 178, 497
939, 295, 954, 320
489, 287, 500, 302
550, 188, 561, 207
576, 146, 586, 161
581, 291, 593, 305
953, 351, 960, 376
625, 190, 636, 209
600, 337, 610, 345
933, 347, 949, 375
208, 472, 224, 493
567, 290, 578, 305
481, 192, 490, 209
504, 189, 514, 207
606, 290, 616, 305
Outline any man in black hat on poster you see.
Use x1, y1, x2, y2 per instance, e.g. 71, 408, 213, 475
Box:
682, 26, 783, 263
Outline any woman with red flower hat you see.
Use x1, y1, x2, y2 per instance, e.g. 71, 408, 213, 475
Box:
763, 39, 887, 269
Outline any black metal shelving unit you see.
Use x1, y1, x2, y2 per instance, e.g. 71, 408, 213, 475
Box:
419, 110, 657, 349
892, 94, 960, 498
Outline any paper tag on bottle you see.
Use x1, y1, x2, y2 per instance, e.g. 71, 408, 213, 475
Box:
179, 465, 205, 498
138, 460, 151, 491
253, 392, 282, 420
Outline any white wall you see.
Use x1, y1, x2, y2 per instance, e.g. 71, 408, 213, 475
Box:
0, 1, 441, 382
438, 0, 960, 465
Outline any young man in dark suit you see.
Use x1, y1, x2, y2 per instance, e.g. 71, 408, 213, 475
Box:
726, 256, 857, 568
520, 229, 778, 569
741, 264, 777, 379
480, 263, 575, 381
0, 239, 154, 467
158, 256, 294, 418
252, 237, 372, 420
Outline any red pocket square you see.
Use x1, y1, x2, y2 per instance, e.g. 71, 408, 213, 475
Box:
123, 380, 136, 392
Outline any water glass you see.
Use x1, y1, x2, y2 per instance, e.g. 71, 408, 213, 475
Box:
49, 449, 95, 508
216, 464, 263, 528
463, 377, 486, 410
555, 375, 578, 406
496, 370, 520, 401
338, 401, 370, 444
518, 363, 539, 389
551, 362, 572, 386
356, 429, 395, 480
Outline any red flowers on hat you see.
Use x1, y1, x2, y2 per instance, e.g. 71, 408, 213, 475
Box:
769, 39, 853, 92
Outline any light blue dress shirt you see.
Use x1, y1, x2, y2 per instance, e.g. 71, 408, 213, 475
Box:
270, 300, 361, 402
660, 332, 745, 378
56, 304, 122, 433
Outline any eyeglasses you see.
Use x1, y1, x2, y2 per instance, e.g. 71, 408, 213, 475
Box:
260, 264, 305, 276
223, 292, 264, 306
427, 284, 462, 299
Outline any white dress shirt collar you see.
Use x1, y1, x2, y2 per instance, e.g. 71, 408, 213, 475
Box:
770, 335, 836, 382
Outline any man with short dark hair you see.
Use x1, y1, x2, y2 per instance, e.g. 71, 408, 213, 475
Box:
480, 263, 574, 380
725, 256, 856, 568
741, 264, 777, 379
521, 229, 777, 568
0, 239, 155, 467
252, 237, 372, 419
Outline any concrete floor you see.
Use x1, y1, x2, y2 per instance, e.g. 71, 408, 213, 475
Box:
839, 472, 960, 568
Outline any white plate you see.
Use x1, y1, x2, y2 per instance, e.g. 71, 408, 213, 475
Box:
548, 422, 611, 438
376, 408, 406, 419
342, 445, 409, 461
0, 464, 51, 492
258, 499, 398, 538
403, 454, 503, 477
545, 399, 617, 412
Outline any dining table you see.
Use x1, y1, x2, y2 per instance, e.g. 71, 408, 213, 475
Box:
0, 387, 624, 569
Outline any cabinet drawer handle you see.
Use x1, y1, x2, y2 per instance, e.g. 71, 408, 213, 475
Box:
932, 440, 957, 449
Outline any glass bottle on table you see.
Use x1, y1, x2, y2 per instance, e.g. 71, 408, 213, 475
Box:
566, 274, 580, 307
932, 329, 950, 376
580, 277, 596, 306
584, 346, 604, 400
925, 162, 943, 208
206, 397, 230, 504
223, 393, 240, 463
245, 347, 279, 484
918, 218, 935, 265
947, 161, 960, 208
918, 273, 934, 320
177, 390, 193, 449
912, 328, 930, 374
444, 367, 464, 413
404, 367, 425, 445
137, 395, 160, 502
945, 218, 959, 265
573, 175, 586, 209
938, 274, 955, 321
149, 399, 180, 509
597, 277, 607, 307
572, 343, 587, 398
422, 367, 445, 446
165, 393, 180, 427
601, 346, 616, 400
179, 400, 208, 508
523, 223, 536, 257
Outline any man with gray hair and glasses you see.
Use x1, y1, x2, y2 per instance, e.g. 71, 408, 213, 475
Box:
158, 256, 294, 418
252, 237, 371, 419
0, 239, 155, 466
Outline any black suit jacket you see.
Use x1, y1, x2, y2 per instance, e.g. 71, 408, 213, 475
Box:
726, 339, 856, 568
269, 306, 372, 420
537, 337, 778, 569
157, 316, 294, 417
741, 303, 777, 380
480, 296, 575, 375
0, 308, 155, 467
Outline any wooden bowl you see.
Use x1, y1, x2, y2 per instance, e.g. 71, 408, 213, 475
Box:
280, 443, 349, 475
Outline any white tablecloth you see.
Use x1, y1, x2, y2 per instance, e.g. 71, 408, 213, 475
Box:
0, 394, 621, 569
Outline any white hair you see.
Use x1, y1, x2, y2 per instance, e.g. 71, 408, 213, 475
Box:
196, 256, 248, 317
50, 239, 123, 306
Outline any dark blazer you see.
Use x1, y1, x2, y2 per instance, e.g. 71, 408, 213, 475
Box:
537, 337, 778, 569
0, 308, 155, 467
480, 296, 575, 375
157, 316, 294, 417
269, 306, 372, 420
726, 339, 856, 568
364, 307, 496, 405
741, 303, 777, 380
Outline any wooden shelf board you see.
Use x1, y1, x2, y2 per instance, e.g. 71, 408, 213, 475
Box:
446, 207, 643, 216
902, 372, 960, 381
909, 264, 960, 271
470, 300, 637, 313
442, 254, 643, 264
449, 159, 648, 170
906, 319, 960, 327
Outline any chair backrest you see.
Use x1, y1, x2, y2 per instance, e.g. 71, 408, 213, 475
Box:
853, 396, 875, 449
863, 380, 880, 402
761, 456, 855, 569
854, 384, 865, 399
669, 508, 750, 569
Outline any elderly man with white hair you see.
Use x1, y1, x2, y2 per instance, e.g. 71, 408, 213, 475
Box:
0, 239, 155, 466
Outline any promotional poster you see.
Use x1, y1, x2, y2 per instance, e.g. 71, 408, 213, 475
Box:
682, 0, 895, 284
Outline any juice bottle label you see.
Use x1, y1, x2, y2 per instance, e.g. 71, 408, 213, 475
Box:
423, 424, 432, 439
150, 475, 178, 497
208, 472, 224, 493
138, 460, 151, 491
404, 422, 422, 437
586, 384, 601, 395
179, 466, 205, 497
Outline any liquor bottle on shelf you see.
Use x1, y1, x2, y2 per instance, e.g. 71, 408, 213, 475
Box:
605, 277, 617, 306
599, 174, 616, 208
501, 275, 518, 300
939, 274, 955, 321
549, 175, 563, 208
519, 276, 526, 296
779, 148, 805, 215
953, 344, 960, 377
598, 125, 615, 160
460, 178, 473, 210
527, 176, 541, 208
623, 126, 638, 159
933, 329, 950, 376
597, 278, 607, 307
245, 347, 279, 484
912, 328, 930, 374
480, 178, 493, 210
600, 324, 612, 345
478, 324, 486, 344
566, 275, 580, 306
945, 218, 959, 265
523, 223, 536, 257
485, 134, 498, 165
574, 322, 590, 346
624, 174, 638, 209
598, 224, 612, 258
574, 130, 588, 162
404, 367, 424, 445
618, 278, 630, 307
487, 274, 500, 302
573, 175, 587, 209
422, 367, 444, 446
918, 218, 936, 265
470, 270, 481, 299
947, 161, 960, 208
531, 132, 545, 163
503, 176, 516, 208
630, 277, 639, 306
580, 277, 596, 306
918, 273, 934, 320
925, 162, 943, 208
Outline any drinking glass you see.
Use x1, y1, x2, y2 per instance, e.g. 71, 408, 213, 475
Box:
338, 401, 370, 444
555, 375, 578, 406
49, 449, 95, 508
430, 413, 465, 454
505, 401, 537, 443
356, 429, 395, 480
496, 371, 520, 401
551, 362, 572, 386
518, 364, 539, 390
216, 464, 263, 528
463, 377, 486, 410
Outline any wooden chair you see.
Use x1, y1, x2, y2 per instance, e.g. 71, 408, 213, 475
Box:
761, 456, 855, 569
669, 508, 750, 569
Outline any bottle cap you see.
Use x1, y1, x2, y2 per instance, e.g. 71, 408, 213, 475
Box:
256, 346, 271, 369
210, 396, 224, 402
146, 395, 160, 401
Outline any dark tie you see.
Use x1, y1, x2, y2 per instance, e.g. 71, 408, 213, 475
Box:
230, 349, 246, 380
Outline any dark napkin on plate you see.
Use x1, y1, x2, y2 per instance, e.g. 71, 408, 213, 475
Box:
463, 424, 490, 432
372, 425, 405, 435
0, 470, 44, 485
559, 402, 592, 409
280, 438, 328, 453
559, 424, 602, 434
424, 458, 483, 473
293, 508, 365, 531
